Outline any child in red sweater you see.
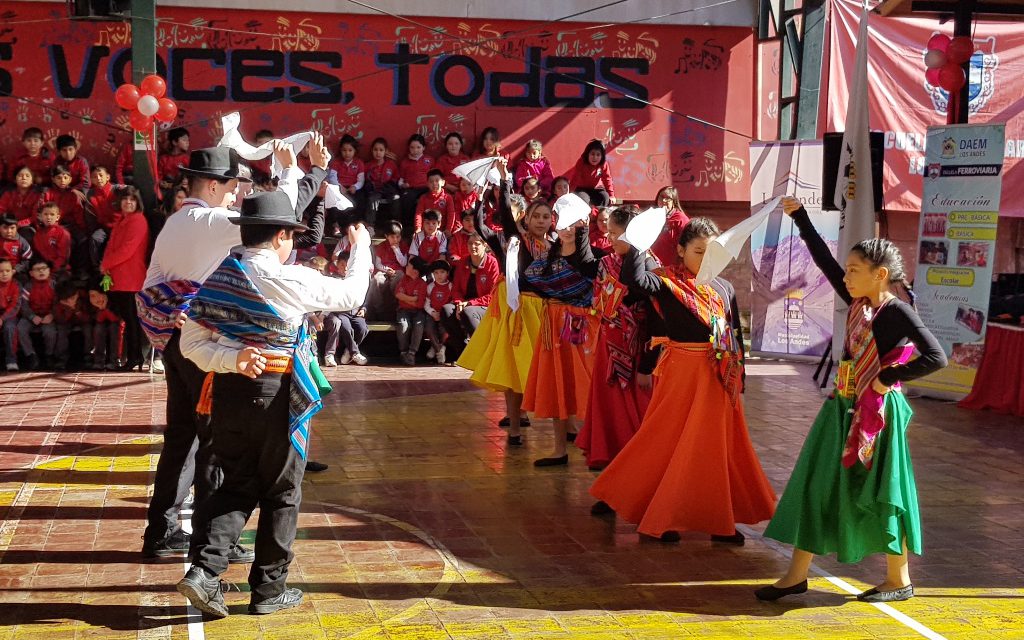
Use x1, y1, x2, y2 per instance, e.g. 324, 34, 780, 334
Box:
9, 128, 51, 186
54, 134, 91, 191
363, 137, 400, 228
395, 256, 427, 365
54, 280, 91, 370
158, 127, 190, 190
87, 165, 121, 268
17, 258, 57, 369
649, 185, 691, 267
410, 210, 448, 265
451, 178, 480, 222
0, 215, 33, 275
566, 139, 615, 208
424, 260, 454, 364
328, 134, 366, 232
45, 164, 88, 240
446, 209, 477, 265
435, 132, 469, 195
398, 134, 434, 231
0, 258, 21, 370
414, 169, 455, 233
33, 202, 72, 274
87, 283, 121, 370
370, 220, 409, 318
590, 207, 613, 257
0, 166, 45, 225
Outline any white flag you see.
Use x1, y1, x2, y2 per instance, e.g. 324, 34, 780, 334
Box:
217, 112, 330, 179
453, 157, 498, 188
695, 197, 781, 284
621, 207, 667, 253
832, 3, 876, 358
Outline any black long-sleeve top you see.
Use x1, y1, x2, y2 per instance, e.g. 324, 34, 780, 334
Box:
791, 207, 947, 385
621, 246, 744, 350
293, 167, 327, 249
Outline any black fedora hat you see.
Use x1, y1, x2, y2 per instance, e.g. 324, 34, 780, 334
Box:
179, 147, 252, 183
230, 191, 309, 231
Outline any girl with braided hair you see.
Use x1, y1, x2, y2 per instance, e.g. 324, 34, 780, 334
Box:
756, 197, 947, 604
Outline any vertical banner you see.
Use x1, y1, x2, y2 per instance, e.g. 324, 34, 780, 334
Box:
910, 123, 1005, 399
749, 141, 839, 358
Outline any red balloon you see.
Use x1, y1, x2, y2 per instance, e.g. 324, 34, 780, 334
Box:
129, 110, 154, 131
925, 67, 942, 86
938, 62, 966, 92
140, 74, 167, 98
114, 84, 141, 110
927, 33, 951, 53
946, 37, 975, 65
154, 97, 178, 123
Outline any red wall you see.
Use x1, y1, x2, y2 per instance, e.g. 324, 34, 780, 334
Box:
0, 3, 755, 202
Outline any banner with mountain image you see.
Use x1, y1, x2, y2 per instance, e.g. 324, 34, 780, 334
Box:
748, 141, 840, 358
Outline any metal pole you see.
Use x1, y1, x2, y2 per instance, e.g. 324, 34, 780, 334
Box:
130, 0, 158, 212
950, 0, 974, 125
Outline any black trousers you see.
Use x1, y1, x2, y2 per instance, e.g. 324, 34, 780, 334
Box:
575, 187, 610, 208
108, 291, 143, 363
144, 331, 220, 543
192, 372, 305, 601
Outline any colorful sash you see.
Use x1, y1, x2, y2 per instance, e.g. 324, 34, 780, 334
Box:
188, 257, 326, 459
593, 253, 645, 388
524, 253, 593, 308
136, 279, 201, 353
653, 265, 744, 405
839, 298, 916, 469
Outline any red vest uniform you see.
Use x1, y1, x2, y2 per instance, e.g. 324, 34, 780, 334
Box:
427, 280, 454, 311
411, 231, 445, 265
414, 190, 455, 233
398, 155, 434, 189
395, 276, 427, 311
434, 153, 469, 187
366, 159, 399, 190
374, 241, 409, 273
330, 157, 365, 189
0, 237, 32, 269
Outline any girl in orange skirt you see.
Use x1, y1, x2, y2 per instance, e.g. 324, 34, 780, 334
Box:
520, 207, 600, 467
576, 206, 661, 471
590, 218, 776, 543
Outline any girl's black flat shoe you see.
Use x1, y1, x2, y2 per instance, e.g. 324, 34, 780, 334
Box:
754, 580, 808, 601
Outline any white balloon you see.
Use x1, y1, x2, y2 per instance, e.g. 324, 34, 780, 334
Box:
137, 95, 159, 117
924, 49, 947, 69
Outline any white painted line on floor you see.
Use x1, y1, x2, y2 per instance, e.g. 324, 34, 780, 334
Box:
180, 500, 205, 640
739, 525, 948, 640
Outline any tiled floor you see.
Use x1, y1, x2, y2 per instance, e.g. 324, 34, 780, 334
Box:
0, 360, 1021, 639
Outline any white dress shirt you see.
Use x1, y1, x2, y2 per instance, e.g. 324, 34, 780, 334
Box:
143, 167, 303, 290
180, 242, 372, 373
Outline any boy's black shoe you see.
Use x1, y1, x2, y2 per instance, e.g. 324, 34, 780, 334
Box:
143, 529, 191, 558
177, 566, 228, 618
249, 587, 303, 615
305, 461, 328, 473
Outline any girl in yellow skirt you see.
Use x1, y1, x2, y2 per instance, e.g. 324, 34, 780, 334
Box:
457, 158, 549, 446
590, 218, 777, 542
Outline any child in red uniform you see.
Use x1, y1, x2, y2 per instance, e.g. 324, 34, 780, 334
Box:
87, 165, 120, 267
434, 132, 469, 195
451, 178, 479, 222
521, 177, 543, 206
397, 134, 434, 231
17, 258, 57, 369
395, 257, 428, 365
99, 186, 150, 371
327, 134, 366, 232
0, 258, 21, 371
475, 127, 501, 159
649, 186, 691, 267
45, 165, 88, 241
158, 127, 190, 189
514, 139, 554, 195
33, 203, 72, 274
0, 166, 45, 225
446, 209, 478, 265
413, 169, 454, 234
566, 139, 615, 208
54, 280, 91, 370
370, 220, 408, 318
590, 208, 613, 257
87, 283, 121, 370
54, 134, 91, 191
363, 137, 400, 227
0, 215, 32, 275
9, 128, 51, 186
410, 210, 447, 265
424, 259, 454, 364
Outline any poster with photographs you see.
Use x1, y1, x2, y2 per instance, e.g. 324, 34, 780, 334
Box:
911, 123, 1005, 399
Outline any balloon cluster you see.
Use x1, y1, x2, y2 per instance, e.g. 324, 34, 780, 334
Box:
923, 34, 976, 93
114, 75, 178, 131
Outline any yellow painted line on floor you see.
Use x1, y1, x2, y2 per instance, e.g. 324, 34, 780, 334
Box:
739, 525, 948, 640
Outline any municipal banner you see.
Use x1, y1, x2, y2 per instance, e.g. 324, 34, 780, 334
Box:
749, 141, 839, 358
910, 123, 1005, 399
829, 0, 1024, 217
0, 2, 756, 203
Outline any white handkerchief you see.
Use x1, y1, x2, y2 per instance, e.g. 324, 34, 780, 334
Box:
552, 193, 591, 231
454, 157, 498, 188
505, 236, 521, 311
695, 196, 782, 284
324, 184, 353, 210
621, 207, 667, 253
217, 112, 331, 179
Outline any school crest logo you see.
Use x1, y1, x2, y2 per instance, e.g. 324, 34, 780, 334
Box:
941, 138, 957, 159
927, 163, 941, 180
925, 36, 999, 116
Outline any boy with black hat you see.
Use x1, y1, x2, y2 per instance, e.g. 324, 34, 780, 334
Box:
176, 185, 372, 618
137, 137, 329, 561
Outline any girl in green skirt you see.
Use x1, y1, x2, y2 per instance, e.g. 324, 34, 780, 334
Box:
755, 197, 947, 603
